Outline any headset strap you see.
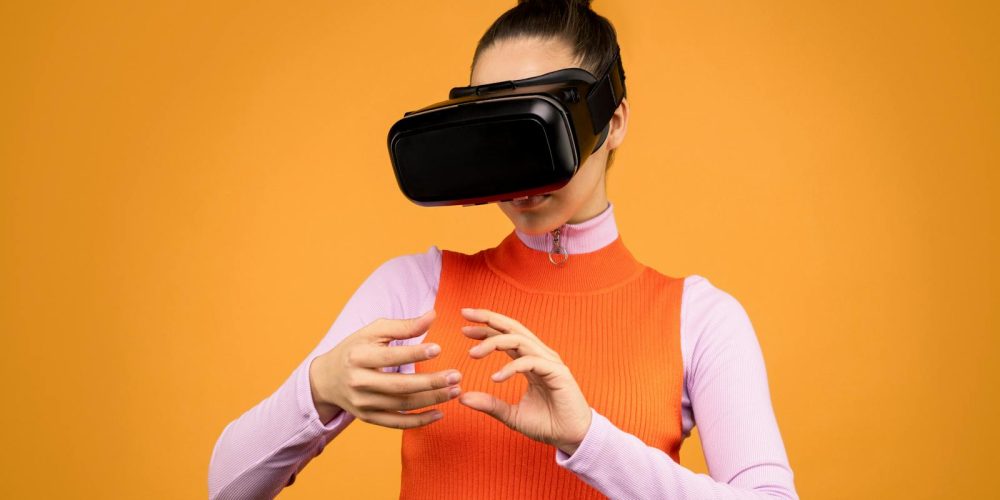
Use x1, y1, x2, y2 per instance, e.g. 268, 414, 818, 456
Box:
586, 45, 627, 135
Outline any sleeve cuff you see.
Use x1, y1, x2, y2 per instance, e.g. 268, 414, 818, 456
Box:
296, 356, 354, 435
554, 407, 610, 471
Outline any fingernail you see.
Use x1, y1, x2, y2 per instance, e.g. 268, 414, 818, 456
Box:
461, 308, 473, 314
446, 371, 461, 385
431, 411, 443, 420
425, 344, 441, 356
449, 386, 461, 397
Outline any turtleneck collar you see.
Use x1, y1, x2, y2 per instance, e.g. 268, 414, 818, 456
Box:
514, 201, 618, 254
483, 201, 646, 294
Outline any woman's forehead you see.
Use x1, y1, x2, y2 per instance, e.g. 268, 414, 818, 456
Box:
471, 37, 579, 86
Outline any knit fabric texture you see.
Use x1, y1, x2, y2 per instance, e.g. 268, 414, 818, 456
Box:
399, 229, 685, 499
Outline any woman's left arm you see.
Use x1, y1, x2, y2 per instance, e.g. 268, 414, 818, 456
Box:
554, 275, 799, 499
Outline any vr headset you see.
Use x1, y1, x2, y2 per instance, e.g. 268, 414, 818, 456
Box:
387, 45, 626, 206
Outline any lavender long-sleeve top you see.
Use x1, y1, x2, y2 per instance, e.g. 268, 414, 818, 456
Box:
208, 202, 799, 499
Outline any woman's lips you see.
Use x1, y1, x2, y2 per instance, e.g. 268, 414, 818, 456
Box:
510, 194, 551, 209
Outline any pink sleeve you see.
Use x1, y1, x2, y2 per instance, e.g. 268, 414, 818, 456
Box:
207, 246, 441, 500
554, 274, 799, 499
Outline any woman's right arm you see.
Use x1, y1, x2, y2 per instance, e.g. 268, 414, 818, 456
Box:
207, 246, 441, 500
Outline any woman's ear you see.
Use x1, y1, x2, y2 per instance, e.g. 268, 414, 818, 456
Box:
604, 96, 629, 151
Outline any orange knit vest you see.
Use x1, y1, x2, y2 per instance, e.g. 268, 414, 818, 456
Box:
399, 230, 685, 500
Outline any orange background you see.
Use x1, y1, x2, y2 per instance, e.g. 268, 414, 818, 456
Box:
1, 1, 997, 499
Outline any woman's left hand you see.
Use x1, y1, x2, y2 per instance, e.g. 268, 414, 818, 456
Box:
456, 307, 592, 455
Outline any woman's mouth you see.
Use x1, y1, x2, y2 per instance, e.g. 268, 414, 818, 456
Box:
510, 194, 551, 209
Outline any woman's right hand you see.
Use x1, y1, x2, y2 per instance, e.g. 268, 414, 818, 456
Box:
308, 309, 462, 429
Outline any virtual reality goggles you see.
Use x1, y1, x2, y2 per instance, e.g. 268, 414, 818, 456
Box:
387, 45, 626, 207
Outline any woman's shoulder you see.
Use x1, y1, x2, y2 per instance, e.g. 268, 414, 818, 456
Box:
366, 245, 442, 299
639, 267, 728, 299
680, 274, 749, 318
633, 268, 752, 327
374, 244, 441, 281
679, 274, 761, 360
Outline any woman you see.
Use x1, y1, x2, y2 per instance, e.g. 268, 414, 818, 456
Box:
209, 1, 798, 498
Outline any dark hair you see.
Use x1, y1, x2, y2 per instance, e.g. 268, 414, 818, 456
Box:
471, 0, 625, 171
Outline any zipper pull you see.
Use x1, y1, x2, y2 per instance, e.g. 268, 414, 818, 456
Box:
548, 226, 568, 266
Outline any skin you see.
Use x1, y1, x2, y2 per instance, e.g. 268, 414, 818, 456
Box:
310, 35, 629, 456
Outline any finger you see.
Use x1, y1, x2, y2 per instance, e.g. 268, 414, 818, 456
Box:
457, 390, 515, 426
350, 341, 443, 369
364, 309, 436, 343
491, 355, 565, 385
354, 385, 462, 412
468, 333, 547, 360
349, 368, 461, 395
460, 324, 504, 341
463, 325, 522, 359
357, 408, 444, 429
464, 326, 561, 362
460, 308, 526, 335
461, 308, 546, 345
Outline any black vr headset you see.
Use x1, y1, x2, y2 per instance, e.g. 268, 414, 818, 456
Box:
387, 45, 626, 207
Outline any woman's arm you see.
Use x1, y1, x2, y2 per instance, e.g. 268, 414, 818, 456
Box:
554, 274, 799, 499
207, 246, 441, 500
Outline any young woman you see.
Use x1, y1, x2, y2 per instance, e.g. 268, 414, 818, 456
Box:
209, 1, 798, 498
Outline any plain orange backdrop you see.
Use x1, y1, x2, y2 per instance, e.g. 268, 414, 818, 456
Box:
1, 1, 997, 499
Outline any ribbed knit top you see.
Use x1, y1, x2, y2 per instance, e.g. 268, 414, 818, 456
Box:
399, 225, 685, 499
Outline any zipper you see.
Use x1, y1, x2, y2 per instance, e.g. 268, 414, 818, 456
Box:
548, 225, 569, 266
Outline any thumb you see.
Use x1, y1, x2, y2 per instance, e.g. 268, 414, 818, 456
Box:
370, 308, 436, 342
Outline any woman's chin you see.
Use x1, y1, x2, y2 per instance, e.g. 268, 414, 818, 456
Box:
501, 205, 563, 235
